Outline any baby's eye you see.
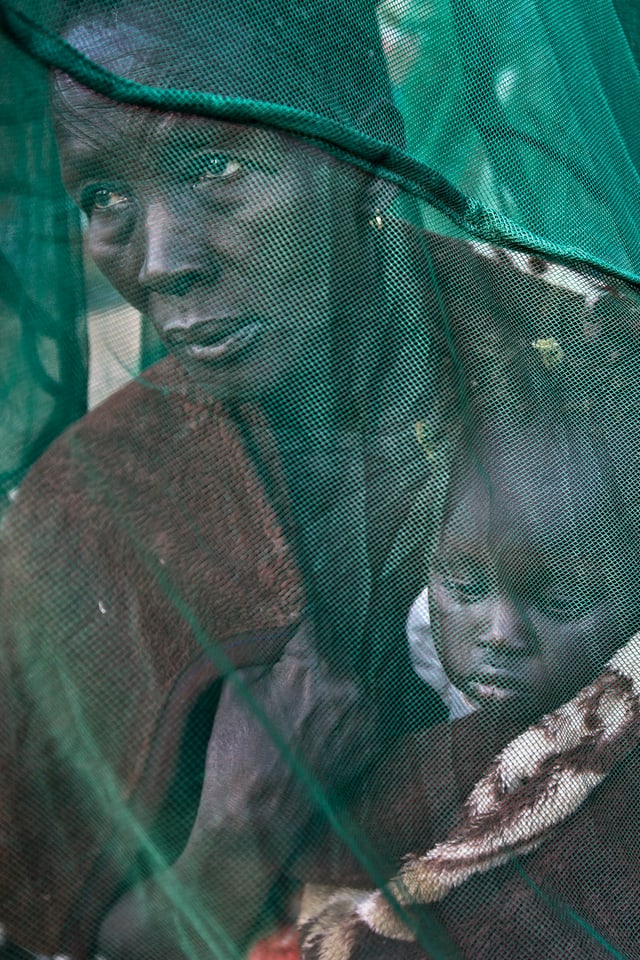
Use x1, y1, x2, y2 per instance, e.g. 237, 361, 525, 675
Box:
537, 597, 590, 621
444, 577, 489, 603
81, 186, 131, 215
436, 563, 489, 604
534, 585, 598, 622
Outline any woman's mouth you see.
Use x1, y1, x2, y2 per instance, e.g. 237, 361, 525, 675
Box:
163, 317, 265, 365
184, 319, 264, 363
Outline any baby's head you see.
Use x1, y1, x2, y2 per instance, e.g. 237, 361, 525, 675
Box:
429, 417, 640, 718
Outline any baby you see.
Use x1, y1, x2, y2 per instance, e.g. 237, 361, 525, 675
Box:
409, 415, 639, 724
300, 410, 640, 957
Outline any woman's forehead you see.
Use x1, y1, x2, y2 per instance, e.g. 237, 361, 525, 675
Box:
51, 14, 356, 163
52, 78, 297, 172
54, 79, 276, 145
56, 4, 397, 139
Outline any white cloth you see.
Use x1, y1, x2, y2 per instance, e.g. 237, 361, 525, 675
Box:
406, 585, 475, 720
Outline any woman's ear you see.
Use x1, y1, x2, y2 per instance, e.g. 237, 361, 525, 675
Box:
357, 100, 405, 148
366, 174, 399, 221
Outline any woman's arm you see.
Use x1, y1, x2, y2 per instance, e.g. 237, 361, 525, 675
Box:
97, 622, 382, 959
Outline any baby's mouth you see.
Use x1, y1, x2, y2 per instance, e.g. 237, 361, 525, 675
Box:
467, 672, 526, 703
469, 680, 516, 702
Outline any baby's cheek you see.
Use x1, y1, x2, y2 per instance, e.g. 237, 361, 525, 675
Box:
541, 627, 606, 705
450, 605, 484, 649
561, 616, 616, 671
439, 609, 478, 677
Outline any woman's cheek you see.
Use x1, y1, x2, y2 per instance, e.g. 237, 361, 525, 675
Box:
89, 229, 128, 275
91, 240, 147, 312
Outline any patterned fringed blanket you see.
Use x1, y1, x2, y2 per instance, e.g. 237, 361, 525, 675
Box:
300, 632, 640, 959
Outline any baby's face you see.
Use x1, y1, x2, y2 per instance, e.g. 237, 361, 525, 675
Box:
429, 427, 640, 717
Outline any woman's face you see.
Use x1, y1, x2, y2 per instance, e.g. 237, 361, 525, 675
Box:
429, 428, 640, 718
53, 24, 369, 402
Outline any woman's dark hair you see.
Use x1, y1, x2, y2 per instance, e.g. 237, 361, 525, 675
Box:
55, 0, 404, 145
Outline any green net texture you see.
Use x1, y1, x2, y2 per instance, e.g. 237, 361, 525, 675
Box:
2, 2, 640, 959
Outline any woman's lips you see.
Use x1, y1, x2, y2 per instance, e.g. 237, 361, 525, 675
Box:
170, 319, 265, 364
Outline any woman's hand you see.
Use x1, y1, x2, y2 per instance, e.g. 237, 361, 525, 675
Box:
97, 621, 378, 958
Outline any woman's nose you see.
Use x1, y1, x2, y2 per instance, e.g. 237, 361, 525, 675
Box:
137, 199, 218, 296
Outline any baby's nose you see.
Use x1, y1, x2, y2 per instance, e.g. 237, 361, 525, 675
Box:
483, 596, 534, 654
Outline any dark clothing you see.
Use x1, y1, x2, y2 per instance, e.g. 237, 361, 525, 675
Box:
0, 357, 305, 953
3, 229, 633, 956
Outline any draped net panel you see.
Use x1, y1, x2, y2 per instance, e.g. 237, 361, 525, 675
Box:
1, 2, 640, 959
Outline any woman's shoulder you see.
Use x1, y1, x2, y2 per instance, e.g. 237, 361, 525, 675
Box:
2, 355, 236, 528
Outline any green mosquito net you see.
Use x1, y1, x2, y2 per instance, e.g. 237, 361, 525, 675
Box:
2, 2, 640, 959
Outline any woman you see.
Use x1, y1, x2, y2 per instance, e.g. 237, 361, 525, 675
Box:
4, 3, 633, 957
0, 1, 453, 955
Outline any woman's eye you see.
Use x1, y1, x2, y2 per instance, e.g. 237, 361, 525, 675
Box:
81, 187, 130, 215
194, 154, 243, 184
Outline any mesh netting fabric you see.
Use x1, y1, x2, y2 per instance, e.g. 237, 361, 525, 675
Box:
1, 2, 640, 959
